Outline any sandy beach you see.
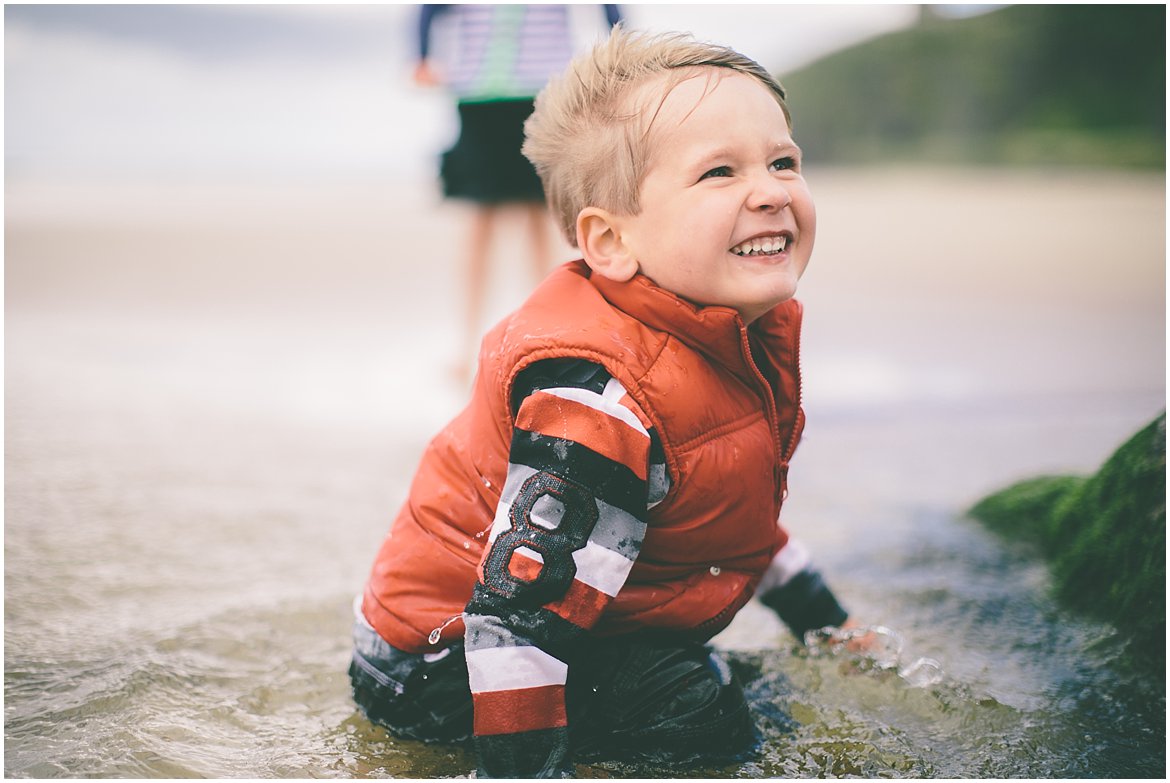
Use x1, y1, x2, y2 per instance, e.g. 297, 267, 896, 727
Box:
8, 167, 1164, 487
7, 166, 1165, 620
5, 167, 1165, 776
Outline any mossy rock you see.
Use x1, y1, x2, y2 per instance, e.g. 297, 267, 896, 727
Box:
968, 413, 1166, 669
968, 474, 1087, 548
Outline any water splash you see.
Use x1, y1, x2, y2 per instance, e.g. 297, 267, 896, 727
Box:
803, 624, 945, 688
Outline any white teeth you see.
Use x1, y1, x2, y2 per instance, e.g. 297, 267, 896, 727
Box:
732, 235, 788, 256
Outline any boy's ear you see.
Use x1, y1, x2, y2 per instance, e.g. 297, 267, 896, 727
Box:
576, 207, 638, 282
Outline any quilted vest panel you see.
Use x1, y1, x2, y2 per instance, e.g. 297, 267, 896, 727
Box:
363, 261, 804, 652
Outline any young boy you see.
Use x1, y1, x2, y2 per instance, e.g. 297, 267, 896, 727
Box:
351, 28, 852, 778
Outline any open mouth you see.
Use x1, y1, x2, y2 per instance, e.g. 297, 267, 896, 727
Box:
730, 233, 792, 257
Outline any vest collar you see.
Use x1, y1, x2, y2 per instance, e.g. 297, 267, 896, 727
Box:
578, 260, 799, 381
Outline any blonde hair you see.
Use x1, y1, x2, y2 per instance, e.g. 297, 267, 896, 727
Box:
522, 27, 791, 246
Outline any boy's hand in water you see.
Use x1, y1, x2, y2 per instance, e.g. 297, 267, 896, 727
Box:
805, 621, 898, 663
841, 618, 880, 654
806, 621, 945, 686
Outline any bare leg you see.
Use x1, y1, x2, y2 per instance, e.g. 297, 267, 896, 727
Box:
459, 206, 496, 382
524, 203, 553, 284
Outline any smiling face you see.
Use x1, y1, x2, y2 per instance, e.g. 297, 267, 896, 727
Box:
607, 69, 816, 324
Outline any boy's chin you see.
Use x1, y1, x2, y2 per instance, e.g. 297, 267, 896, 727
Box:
740, 298, 793, 323
747, 282, 805, 318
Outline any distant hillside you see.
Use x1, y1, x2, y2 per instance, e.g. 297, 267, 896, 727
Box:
779, 5, 1165, 168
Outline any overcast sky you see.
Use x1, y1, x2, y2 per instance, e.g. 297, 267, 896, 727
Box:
5, 4, 924, 183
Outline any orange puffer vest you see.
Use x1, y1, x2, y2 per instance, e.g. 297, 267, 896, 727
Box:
362, 261, 805, 653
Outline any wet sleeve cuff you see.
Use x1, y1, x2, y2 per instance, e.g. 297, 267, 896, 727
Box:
475, 726, 572, 778
759, 568, 849, 639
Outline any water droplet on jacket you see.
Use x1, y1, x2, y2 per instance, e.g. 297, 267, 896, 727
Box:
463, 541, 471, 549
709, 566, 722, 576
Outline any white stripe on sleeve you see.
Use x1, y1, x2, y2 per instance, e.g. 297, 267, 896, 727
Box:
757, 537, 812, 594
572, 540, 636, 597
541, 381, 649, 437
466, 644, 568, 693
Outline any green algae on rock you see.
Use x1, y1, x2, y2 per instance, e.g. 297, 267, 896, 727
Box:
968, 413, 1166, 669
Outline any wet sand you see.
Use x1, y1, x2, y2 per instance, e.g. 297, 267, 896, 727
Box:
4, 167, 1165, 776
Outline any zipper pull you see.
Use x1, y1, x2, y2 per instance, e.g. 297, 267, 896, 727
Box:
428, 613, 464, 646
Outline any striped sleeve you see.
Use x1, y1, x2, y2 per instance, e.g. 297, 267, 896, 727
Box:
756, 536, 849, 638
463, 359, 667, 778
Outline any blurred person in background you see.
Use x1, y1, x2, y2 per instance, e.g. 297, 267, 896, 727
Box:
414, 4, 623, 381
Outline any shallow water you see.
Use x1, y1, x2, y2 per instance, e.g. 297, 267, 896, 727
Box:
6, 478, 1163, 778
6, 172, 1165, 777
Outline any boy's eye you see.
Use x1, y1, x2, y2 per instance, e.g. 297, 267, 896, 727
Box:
771, 157, 797, 172
699, 166, 732, 180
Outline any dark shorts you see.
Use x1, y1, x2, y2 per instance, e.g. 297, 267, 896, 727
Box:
348, 609, 756, 765
439, 99, 546, 204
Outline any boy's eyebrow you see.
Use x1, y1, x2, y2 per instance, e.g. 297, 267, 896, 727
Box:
691, 140, 802, 164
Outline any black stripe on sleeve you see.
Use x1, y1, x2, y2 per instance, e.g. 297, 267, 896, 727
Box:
509, 428, 646, 518
466, 585, 592, 655
475, 727, 571, 778
510, 358, 614, 415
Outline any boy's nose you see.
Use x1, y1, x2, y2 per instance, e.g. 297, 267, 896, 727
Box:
747, 173, 793, 212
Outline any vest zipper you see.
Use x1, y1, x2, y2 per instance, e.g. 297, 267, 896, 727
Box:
738, 313, 803, 503
737, 321, 784, 497
428, 613, 464, 645
778, 314, 804, 501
